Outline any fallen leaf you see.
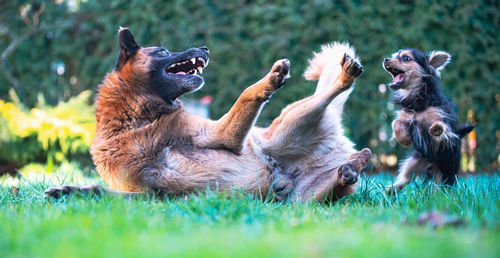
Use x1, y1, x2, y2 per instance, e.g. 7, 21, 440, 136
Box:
417, 210, 465, 229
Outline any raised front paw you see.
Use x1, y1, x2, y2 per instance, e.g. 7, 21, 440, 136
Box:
44, 185, 79, 199
268, 59, 291, 91
392, 119, 412, 147
429, 122, 444, 137
340, 53, 363, 82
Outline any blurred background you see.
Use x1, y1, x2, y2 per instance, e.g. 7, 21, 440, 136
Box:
0, 0, 498, 177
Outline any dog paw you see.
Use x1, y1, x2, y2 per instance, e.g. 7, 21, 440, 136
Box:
392, 119, 412, 147
385, 184, 406, 195
338, 164, 358, 186
268, 59, 291, 91
340, 53, 363, 81
394, 130, 412, 147
44, 185, 79, 199
385, 186, 397, 195
429, 122, 444, 136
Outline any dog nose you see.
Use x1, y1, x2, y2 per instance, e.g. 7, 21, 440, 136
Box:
384, 58, 390, 63
199, 46, 209, 53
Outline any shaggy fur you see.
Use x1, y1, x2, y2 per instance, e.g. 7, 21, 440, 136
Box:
45, 28, 371, 203
383, 48, 474, 193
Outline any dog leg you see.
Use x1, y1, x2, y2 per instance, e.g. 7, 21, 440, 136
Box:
205, 59, 290, 153
44, 184, 147, 199
337, 148, 372, 186
293, 148, 371, 203
263, 54, 362, 143
330, 148, 372, 201
392, 118, 412, 147
386, 152, 431, 194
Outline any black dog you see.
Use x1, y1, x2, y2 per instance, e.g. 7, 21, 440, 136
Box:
383, 48, 474, 193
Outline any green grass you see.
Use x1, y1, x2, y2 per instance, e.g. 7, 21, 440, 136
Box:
1, 169, 499, 258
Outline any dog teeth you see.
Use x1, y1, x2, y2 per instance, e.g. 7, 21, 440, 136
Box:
167, 58, 207, 75
198, 58, 205, 67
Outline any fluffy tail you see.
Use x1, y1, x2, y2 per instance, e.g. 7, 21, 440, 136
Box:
304, 42, 360, 109
457, 123, 475, 138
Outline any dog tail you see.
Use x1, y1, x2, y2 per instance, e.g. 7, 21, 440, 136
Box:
304, 42, 358, 81
304, 42, 359, 109
457, 123, 475, 138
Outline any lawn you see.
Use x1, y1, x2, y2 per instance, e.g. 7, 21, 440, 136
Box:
1, 167, 499, 258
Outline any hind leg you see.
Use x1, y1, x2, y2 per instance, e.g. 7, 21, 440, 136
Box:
263, 54, 362, 144
292, 148, 371, 202
386, 152, 431, 194
434, 153, 460, 186
337, 148, 372, 186
331, 148, 372, 200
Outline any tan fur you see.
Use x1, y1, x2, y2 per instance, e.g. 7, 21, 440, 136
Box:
384, 48, 459, 194
392, 107, 457, 149
387, 50, 451, 147
386, 50, 430, 102
46, 39, 370, 203
386, 154, 431, 193
304, 42, 358, 83
427, 51, 451, 76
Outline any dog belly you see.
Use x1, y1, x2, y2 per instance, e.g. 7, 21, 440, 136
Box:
159, 146, 273, 194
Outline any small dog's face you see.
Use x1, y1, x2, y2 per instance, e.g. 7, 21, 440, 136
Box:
115, 28, 210, 104
383, 48, 451, 91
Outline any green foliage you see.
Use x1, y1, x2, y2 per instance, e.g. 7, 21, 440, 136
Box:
0, 0, 498, 170
0, 90, 94, 171
0, 173, 499, 257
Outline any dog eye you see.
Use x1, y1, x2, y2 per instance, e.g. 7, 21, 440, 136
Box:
402, 56, 411, 61
159, 49, 168, 56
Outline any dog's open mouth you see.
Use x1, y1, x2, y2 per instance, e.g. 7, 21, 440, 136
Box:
166, 57, 208, 76
386, 66, 405, 90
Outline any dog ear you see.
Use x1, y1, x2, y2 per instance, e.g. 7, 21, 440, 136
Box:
116, 27, 140, 69
426, 51, 451, 71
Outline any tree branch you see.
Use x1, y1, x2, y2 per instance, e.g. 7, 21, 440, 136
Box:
0, 19, 73, 103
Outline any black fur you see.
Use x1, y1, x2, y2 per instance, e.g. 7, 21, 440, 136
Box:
148, 47, 209, 104
114, 28, 210, 105
116, 28, 141, 69
388, 48, 474, 186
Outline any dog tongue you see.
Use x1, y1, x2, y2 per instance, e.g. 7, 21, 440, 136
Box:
394, 73, 404, 83
176, 72, 187, 75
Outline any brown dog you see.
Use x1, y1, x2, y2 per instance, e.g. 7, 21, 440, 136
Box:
45, 29, 371, 202
383, 48, 474, 193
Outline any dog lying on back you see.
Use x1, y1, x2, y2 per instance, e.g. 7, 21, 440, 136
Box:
45, 28, 371, 202
383, 48, 474, 193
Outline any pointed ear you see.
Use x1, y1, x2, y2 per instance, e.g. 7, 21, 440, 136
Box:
116, 27, 140, 69
426, 51, 451, 71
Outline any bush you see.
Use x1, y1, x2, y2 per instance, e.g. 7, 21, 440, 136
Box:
0, 0, 498, 171
0, 90, 94, 173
